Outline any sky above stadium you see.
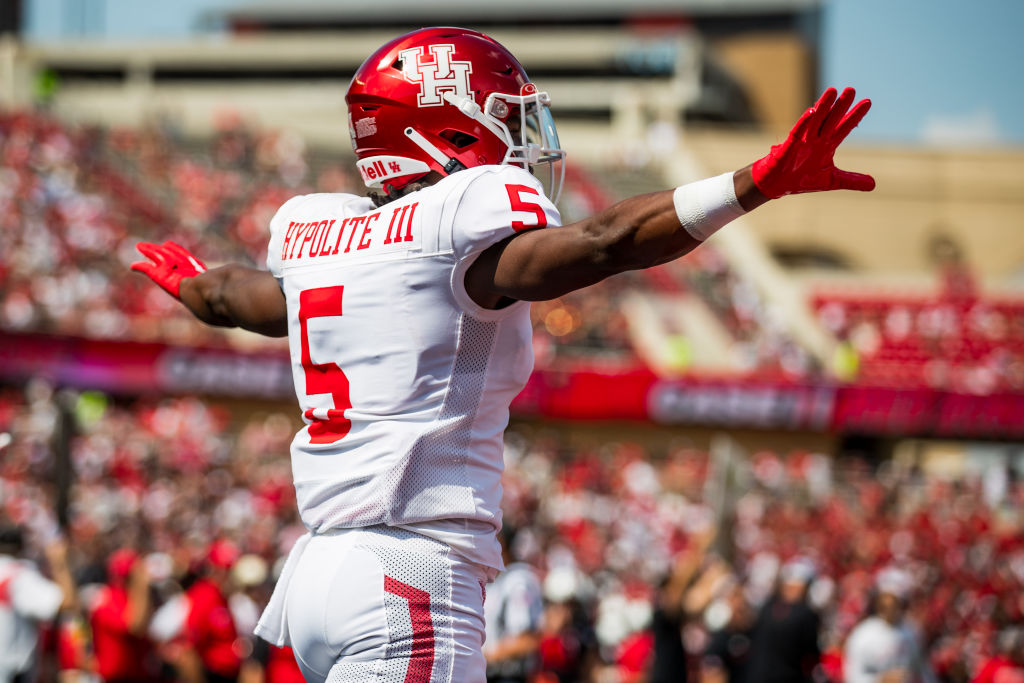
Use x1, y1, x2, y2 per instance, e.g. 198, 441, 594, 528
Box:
821, 0, 1023, 147
22, 0, 1024, 147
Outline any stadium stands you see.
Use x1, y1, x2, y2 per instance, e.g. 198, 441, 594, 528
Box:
0, 110, 820, 379
3, 108, 1023, 398
1, 385, 1021, 679
811, 287, 1024, 393
3, 5, 1022, 681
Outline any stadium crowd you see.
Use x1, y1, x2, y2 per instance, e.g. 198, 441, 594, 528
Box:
813, 288, 1024, 394
1, 106, 1023, 680
6, 108, 1023, 390
0, 109, 822, 377
1, 383, 1022, 681
0, 109, 334, 349
6, 108, 1021, 388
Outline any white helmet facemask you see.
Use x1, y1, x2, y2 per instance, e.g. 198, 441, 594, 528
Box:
440, 86, 566, 203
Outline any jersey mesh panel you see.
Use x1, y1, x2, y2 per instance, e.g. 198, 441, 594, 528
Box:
314, 314, 498, 528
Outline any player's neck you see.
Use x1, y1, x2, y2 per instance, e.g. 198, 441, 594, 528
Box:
369, 171, 446, 207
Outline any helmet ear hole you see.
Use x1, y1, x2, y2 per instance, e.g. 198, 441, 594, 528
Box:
439, 130, 479, 149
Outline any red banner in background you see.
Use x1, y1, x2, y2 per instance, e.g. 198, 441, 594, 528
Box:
514, 369, 835, 431
512, 368, 655, 421
1, 332, 1021, 438
0, 333, 294, 400
831, 386, 1024, 438
647, 380, 835, 431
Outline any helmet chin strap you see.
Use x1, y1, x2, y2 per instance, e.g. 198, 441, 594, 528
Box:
403, 127, 466, 176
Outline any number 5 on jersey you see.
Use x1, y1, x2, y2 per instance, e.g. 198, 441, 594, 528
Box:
505, 184, 548, 232
298, 286, 352, 444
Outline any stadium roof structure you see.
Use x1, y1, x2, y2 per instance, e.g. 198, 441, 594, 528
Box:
217, 0, 820, 28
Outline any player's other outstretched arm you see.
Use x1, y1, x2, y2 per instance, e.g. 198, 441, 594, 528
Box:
131, 241, 287, 337
466, 87, 873, 308
179, 264, 287, 337
467, 166, 766, 306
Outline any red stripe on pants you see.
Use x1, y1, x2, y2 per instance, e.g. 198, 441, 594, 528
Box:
384, 575, 435, 683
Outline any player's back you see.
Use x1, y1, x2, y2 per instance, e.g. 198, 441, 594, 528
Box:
266, 165, 560, 570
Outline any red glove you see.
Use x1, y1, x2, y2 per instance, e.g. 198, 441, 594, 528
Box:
752, 87, 875, 199
130, 241, 206, 299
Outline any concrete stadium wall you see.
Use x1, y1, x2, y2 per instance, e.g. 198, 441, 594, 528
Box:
687, 130, 1024, 282
3, 29, 702, 150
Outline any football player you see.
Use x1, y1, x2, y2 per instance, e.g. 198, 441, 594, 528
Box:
132, 27, 874, 683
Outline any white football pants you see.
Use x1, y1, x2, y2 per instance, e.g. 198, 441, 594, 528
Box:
280, 526, 488, 682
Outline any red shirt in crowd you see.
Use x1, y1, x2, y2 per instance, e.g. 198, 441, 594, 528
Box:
265, 645, 305, 683
185, 577, 241, 678
972, 656, 1024, 683
90, 584, 159, 681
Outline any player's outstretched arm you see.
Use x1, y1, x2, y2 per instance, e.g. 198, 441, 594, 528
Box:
131, 241, 288, 337
466, 87, 873, 307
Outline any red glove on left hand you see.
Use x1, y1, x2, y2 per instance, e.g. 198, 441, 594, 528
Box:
752, 87, 875, 199
130, 241, 207, 299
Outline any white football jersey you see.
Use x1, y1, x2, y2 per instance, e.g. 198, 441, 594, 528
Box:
266, 165, 561, 571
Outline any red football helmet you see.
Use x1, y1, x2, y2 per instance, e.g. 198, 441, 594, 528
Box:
346, 27, 565, 200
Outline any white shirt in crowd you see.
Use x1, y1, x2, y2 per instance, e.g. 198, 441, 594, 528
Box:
844, 616, 937, 683
484, 562, 544, 648
0, 555, 63, 680
484, 561, 544, 678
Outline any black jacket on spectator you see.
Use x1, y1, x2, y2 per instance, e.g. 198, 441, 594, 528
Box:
649, 605, 688, 683
742, 594, 820, 683
705, 625, 754, 682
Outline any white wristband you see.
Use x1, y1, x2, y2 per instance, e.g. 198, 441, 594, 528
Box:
672, 172, 746, 241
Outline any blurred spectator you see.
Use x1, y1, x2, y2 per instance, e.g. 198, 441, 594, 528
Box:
741, 556, 821, 683
150, 540, 242, 683
536, 568, 597, 683
485, 527, 544, 683
230, 554, 268, 655
702, 580, 756, 683
0, 525, 69, 682
971, 628, 1024, 683
89, 548, 160, 683
844, 567, 936, 683
232, 554, 304, 683
649, 529, 713, 683
186, 540, 243, 683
